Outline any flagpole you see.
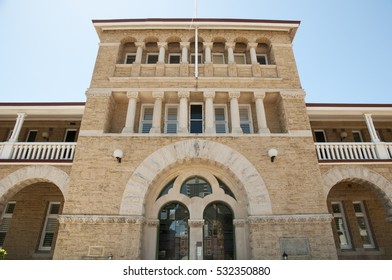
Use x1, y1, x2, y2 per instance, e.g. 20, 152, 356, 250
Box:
194, 0, 198, 79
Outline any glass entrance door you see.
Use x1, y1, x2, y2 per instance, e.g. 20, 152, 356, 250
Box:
203, 203, 234, 260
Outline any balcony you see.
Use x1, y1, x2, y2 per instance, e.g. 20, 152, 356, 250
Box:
315, 142, 392, 161
0, 142, 76, 162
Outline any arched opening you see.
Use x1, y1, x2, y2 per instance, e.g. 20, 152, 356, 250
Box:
157, 202, 189, 260
203, 202, 234, 260
327, 180, 392, 259
0, 182, 64, 259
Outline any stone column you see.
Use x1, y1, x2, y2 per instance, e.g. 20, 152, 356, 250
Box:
144, 219, 159, 260
178, 91, 190, 133
180, 42, 190, 63
134, 42, 145, 64
9, 112, 26, 142
254, 91, 270, 134
150, 91, 164, 134
226, 42, 235, 64
157, 42, 167, 63
203, 42, 213, 64
364, 114, 380, 142
229, 91, 243, 134
122, 91, 139, 133
188, 219, 205, 260
233, 219, 249, 260
248, 43, 258, 64
204, 91, 215, 134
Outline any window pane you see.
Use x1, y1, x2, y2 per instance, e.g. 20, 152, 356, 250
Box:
5, 203, 16, 214
315, 131, 326, 142
212, 54, 224, 64
190, 121, 203, 133
125, 55, 136, 64
181, 177, 212, 198
166, 123, 177, 134
169, 55, 181, 64
234, 54, 245, 64
257, 55, 267, 65
143, 108, 153, 120
142, 123, 152, 134
147, 54, 159, 64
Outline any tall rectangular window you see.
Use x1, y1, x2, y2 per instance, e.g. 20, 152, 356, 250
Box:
190, 104, 203, 133
239, 105, 253, 134
39, 202, 60, 251
352, 131, 363, 142
140, 106, 154, 133
331, 202, 352, 249
353, 201, 375, 249
214, 106, 227, 133
165, 106, 179, 134
0, 202, 16, 247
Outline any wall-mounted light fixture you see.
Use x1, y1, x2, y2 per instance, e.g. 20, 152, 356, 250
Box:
282, 252, 288, 260
42, 131, 50, 141
340, 131, 348, 141
268, 148, 278, 162
108, 253, 113, 260
113, 149, 123, 163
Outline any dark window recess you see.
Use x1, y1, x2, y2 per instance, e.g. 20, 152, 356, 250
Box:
190, 105, 203, 133
315, 131, 326, 142
65, 130, 77, 142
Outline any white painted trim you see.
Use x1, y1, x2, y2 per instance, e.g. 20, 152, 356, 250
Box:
139, 104, 154, 133
238, 104, 253, 134
168, 53, 181, 64
256, 54, 269, 65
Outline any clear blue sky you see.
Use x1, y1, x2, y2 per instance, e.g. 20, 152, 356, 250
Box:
0, 0, 391, 103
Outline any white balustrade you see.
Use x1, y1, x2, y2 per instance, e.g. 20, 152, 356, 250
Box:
9, 142, 76, 161
315, 142, 386, 160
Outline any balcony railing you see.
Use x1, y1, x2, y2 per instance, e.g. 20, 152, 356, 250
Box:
315, 142, 392, 161
0, 142, 76, 161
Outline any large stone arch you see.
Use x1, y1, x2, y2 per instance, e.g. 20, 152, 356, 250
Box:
120, 139, 272, 216
322, 166, 392, 211
0, 165, 70, 211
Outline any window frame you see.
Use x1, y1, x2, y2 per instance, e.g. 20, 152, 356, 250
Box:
146, 53, 159, 64
0, 201, 16, 248
239, 105, 253, 134
314, 130, 327, 142
234, 53, 246, 64
212, 53, 225, 64
165, 105, 179, 134
189, 102, 204, 134
352, 131, 363, 142
257, 54, 269, 65
124, 53, 136, 64
168, 53, 181, 64
331, 201, 352, 250
26, 130, 38, 142
139, 104, 154, 134
353, 201, 376, 249
190, 53, 203, 64
63, 129, 78, 142
214, 105, 228, 134
38, 202, 61, 251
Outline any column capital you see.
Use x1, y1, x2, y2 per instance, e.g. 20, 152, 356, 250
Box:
253, 90, 266, 99
152, 91, 165, 100
126, 91, 139, 99
229, 91, 240, 99
146, 219, 160, 227
157, 42, 168, 49
247, 42, 258, 49
180, 42, 190, 48
225, 42, 236, 49
203, 91, 215, 100
135, 42, 145, 48
233, 219, 247, 227
203, 42, 213, 49
178, 90, 190, 99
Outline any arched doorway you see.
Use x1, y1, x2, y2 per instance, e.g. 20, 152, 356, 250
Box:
203, 203, 234, 260
158, 202, 189, 260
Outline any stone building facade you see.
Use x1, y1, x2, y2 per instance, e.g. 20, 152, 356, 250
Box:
0, 19, 391, 260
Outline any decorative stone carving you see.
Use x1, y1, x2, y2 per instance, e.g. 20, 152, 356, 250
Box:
248, 214, 333, 224
58, 215, 145, 224
188, 219, 205, 227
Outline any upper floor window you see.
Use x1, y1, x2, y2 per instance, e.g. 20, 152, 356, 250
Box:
190, 53, 203, 64
146, 53, 159, 64
353, 201, 375, 249
165, 105, 179, 133
169, 54, 181, 64
314, 130, 327, 142
140, 105, 153, 133
124, 53, 136, 64
64, 129, 77, 142
190, 103, 203, 133
257, 54, 268, 65
214, 106, 228, 133
352, 131, 363, 142
234, 54, 246, 64
212, 53, 225, 64
26, 130, 37, 142
239, 105, 253, 134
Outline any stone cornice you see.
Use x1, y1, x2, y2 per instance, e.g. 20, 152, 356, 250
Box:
248, 214, 333, 224
58, 215, 144, 224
